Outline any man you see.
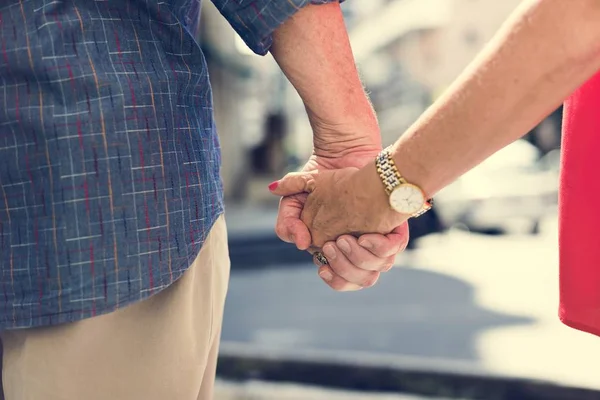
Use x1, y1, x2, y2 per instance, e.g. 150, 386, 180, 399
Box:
271, 0, 600, 337
0, 1, 406, 399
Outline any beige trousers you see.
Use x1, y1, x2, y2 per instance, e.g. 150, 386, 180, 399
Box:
0, 216, 230, 400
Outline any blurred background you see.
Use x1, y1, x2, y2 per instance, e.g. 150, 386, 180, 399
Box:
197, 1, 600, 398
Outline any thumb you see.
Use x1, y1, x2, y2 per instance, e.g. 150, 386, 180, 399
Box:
268, 172, 316, 196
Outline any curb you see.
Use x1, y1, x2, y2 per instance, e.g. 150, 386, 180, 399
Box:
216, 343, 600, 400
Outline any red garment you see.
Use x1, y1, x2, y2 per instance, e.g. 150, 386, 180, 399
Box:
559, 71, 600, 336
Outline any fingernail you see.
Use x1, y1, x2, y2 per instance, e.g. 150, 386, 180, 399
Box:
319, 270, 333, 282
359, 240, 373, 250
268, 181, 279, 191
289, 234, 295, 244
337, 239, 351, 254
323, 245, 336, 260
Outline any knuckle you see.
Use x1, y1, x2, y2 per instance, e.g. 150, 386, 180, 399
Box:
282, 172, 296, 180
274, 226, 286, 240
398, 238, 409, 252
275, 226, 293, 243
329, 280, 348, 292
361, 272, 380, 288
302, 172, 317, 190
380, 258, 395, 272
369, 245, 389, 258
352, 257, 378, 272
354, 257, 369, 270
402, 238, 410, 251
403, 223, 411, 237
381, 263, 393, 272
347, 284, 364, 292
313, 239, 326, 248
335, 284, 361, 292
326, 276, 360, 292
382, 245, 398, 258
328, 262, 345, 277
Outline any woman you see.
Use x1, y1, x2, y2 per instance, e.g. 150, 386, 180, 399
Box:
271, 0, 600, 338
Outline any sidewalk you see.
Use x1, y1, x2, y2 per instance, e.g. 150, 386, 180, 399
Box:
221, 206, 600, 393
215, 380, 433, 400
405, 217, 600, 389
214, 342, 600, 399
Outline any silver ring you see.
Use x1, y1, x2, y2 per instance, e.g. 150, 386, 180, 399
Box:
314, 252, 329, 265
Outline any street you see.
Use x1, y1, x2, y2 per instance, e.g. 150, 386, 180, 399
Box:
222, 212, 600, 391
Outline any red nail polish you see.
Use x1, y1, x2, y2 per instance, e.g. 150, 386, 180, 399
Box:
268, 181, 279, 191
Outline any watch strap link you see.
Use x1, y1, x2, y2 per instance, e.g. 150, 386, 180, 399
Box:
375, 149, 405, 195
375, 148, 434, 218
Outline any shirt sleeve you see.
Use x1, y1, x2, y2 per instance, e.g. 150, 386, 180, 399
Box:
210, 0, 341, 56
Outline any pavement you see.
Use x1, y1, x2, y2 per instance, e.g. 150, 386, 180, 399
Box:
222, 205, 600, 392
214, 380, 435, 400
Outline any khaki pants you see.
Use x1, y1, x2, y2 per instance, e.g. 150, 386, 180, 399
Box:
0, 216, 230, 400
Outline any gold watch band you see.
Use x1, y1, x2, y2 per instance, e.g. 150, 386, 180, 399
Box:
375, 148, 434, 217
375, 149, 405, 195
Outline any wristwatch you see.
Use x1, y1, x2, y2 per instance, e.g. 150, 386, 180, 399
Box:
375, 148, 433, 217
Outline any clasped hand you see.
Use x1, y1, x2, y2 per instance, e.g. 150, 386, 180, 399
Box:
270, 164, 410, 291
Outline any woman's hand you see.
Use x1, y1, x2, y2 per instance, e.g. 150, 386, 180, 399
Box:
314, 224, 409, 291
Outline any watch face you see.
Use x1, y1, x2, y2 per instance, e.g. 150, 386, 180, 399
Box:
389, 184, 425, 214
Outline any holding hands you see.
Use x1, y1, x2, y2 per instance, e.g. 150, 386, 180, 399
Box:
271, 163, 406, 247
270, 147, 413, 291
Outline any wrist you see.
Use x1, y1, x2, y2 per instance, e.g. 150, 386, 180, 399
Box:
388, 142, 435, 200
310, 111, 382, 159
305, 92, 378, 128
368, 147, 433, 218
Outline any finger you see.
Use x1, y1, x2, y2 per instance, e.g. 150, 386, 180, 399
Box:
275, 194, 312, 250
357, 222, 409, 258
315, 264, 365, 292
333, 236, 396, 272
317, 243, 381, 287
268, 172, 316, 197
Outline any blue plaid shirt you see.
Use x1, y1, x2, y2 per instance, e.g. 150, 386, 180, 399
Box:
0, 0, 336, 330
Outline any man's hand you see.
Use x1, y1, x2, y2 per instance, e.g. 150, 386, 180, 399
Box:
273, 147, 380, 250
272, 157, 410, 291
272, 164, 404, 246
273, 148, 409, 291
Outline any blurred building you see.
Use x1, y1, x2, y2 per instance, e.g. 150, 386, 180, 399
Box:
350, 0, 524, 143
199, 0, 558, 204
199, 3, 284, 202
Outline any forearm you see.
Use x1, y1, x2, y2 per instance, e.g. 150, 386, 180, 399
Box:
271, 3, 380, 155
390, 0, 600, 198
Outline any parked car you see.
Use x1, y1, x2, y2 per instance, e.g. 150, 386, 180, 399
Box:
433, 140, 559, 235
